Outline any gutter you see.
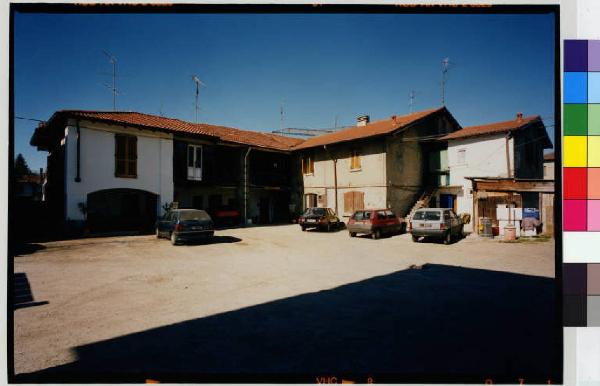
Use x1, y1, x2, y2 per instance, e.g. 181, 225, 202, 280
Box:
244, 147, 252, 225
323, 145, 338, 215
75, 120, 81, 182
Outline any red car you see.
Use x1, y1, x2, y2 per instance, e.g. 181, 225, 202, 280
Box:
347, 209, 405, 239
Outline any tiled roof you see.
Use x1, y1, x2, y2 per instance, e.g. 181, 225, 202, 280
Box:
41, 110, 303, 151
293, 107, 447, 150
440, 115, 541, 141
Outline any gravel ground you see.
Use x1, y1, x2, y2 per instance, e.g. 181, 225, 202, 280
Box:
13, 225, 556, 378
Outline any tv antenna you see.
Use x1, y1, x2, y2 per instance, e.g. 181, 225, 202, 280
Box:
408, 90, 417, 113
441, 57, 454, 106
192, 74, 205, 123
280, 99, 285, 132
102, 50, 118, 111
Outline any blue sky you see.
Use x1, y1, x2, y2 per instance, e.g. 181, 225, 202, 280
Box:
14, 12, 555, 171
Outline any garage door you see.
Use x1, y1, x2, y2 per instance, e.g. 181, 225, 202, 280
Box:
87, 189, 158, 233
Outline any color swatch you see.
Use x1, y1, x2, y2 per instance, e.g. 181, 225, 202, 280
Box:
564, 40, 600, 232
562, 263, 600, 326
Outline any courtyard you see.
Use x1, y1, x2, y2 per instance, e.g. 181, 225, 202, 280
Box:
13, 225, 558, 382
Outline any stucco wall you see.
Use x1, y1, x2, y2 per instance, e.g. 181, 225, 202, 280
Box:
301, 139, 387, 217
385, 135, 424, 217
447, 134, 514, 232
64, 120, 174, 221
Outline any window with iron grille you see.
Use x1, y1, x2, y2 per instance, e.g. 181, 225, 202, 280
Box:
115, 134, 137, 178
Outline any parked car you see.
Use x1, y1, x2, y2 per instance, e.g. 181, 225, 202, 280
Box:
156, 209, 215, 245
410, 208, 463, 244
298, 207, 341, 232
347, 208, 405, 239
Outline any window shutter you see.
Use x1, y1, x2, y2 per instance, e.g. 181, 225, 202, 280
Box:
344, 192, 352, 213
355, 191, 364, 210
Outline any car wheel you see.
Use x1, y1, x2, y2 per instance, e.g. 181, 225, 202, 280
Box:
326, 223, 331, 232
349, 232, 356, 237
170, 232, 178, 246
372, 229, 381, 240
301, 226, 306, 232
412, 234, 419, 242
443, 231, 452, 245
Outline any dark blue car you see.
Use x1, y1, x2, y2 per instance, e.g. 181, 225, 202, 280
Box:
156, 209, 215, 245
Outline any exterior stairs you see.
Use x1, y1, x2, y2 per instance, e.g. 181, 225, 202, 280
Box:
406, 186, 437, 223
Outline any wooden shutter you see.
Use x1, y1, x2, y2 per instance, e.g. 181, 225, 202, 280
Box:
344, 191, 364, 214
354, 191, 364, 210
128, 136, 137, 177
309, 157, 314, 174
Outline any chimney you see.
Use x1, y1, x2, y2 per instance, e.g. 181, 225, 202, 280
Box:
516, 112, 523, 122
356, 115, 370, 127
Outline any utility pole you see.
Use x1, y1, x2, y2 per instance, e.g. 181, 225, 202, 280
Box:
102, 50, 118, 111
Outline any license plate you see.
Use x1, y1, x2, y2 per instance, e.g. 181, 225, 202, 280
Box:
307, 219, 316, 223
192, 226, 203, 230
419, 223, 432, 228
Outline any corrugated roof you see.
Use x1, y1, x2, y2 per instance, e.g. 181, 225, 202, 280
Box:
293, 107, 447, 150
440, 115, 541, 141
39, 110, 303, 151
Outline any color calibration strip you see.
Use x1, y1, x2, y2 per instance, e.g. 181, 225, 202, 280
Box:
563, 264, 600, 326
563, 40, 600, 264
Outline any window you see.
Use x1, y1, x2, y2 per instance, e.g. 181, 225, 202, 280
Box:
457, 149, 466, 165
187, 145, 202, 181
350, 150, 361, 170
343, 191, 365, 214
385, 210, 396, 219
115, 134, 137, 178
377, 211, 386, 220
301, 156, 314, 175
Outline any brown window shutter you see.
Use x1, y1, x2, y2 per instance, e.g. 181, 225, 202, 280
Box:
354, 191, 364, 211
310, 157, 314, 174
344, 192, 352, 213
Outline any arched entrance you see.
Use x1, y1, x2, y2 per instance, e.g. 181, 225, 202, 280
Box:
87, 189, 158, 233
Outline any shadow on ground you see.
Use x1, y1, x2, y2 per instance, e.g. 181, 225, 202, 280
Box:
12, 243, 46, 256
13, 272, 49, 311
15, 264, 559, 383
179, 236, 242, 246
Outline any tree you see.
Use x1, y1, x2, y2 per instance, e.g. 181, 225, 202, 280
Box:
14, 153, 32, 178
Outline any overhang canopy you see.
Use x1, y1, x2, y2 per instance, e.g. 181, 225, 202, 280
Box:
466, 177, 555, 194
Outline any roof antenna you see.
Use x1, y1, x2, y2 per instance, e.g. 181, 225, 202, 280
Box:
441, 57, 454, 106
408, 90, 416, 113
102, 50, 118, 111
192, 75, 205, 123
280, 99, 286, 132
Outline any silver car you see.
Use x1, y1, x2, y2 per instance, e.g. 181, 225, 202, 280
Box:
410, 208, 463, 244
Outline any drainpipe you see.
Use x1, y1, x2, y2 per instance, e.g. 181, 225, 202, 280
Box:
75, 120, 81, 182
505, 133, 512, 178
323, 145, 338, 215
244, 147, 252, 225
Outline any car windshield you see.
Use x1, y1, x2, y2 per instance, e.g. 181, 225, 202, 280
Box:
305, 208, 326, 216
178, 210, 211, 221
413, 211, 441, 221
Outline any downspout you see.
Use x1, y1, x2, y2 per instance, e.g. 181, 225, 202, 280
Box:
75, 120, 81, 182
244, 147, 252, 225
323, 145, 338, 215
505, 132, 512, 178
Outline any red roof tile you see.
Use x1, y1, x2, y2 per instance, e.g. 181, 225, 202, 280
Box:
440, 115, 541, 141
293, 107, 447, 150
44, 110, 303, 151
